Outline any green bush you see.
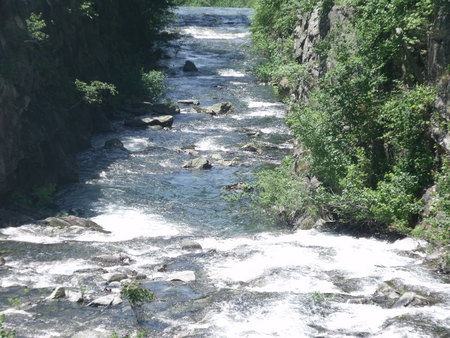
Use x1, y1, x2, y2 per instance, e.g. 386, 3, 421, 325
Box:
75, 80, 118, 105
256, 157, 322, 226
141, 70, 167, 101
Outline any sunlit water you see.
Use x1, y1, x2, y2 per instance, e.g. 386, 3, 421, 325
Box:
1, 7, 449, 338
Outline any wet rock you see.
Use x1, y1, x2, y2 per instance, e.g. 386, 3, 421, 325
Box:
91, 254, 132, 267
0, 257, 5, 266
178, 99, 200, 105
103, 272, 128, 283
194, 102, 234, 115
74, 267, 107, 274
183, 60, 198, 72
182, 157, 212, 170
237, 127, 263, 137
124, 115, 174, 129
372, 281, 401, 307
240, 144, 260, 153
216, 158, 240, 167
66, 290, 83, 303
103, 138, 127, 151
41, 216, 110, 233
46, 286, 66, 300
72, 329, 111, 338
155, 263, 168, 272
392, 292, 417, 308
88, 294, 122, 307
181, 239, 203, 250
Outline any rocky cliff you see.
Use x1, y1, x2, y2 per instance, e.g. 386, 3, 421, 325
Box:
0, 0, 173, 202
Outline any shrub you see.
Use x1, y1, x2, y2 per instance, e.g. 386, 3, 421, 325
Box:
75, 80, 118, 105
141, 70, 167, 101
121, 282, 154, 323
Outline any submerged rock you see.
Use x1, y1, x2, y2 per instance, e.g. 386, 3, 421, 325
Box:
103, 138, 127, 151
183, 60, 198, 72
194, 102, 234, 115
124, 115, 174, 129
182, 157, 212, 170
181, 239, 203, 250
153, 270, 196, 282
0, 257, 5, 266
91, 254, 132, 267
41, 216, 109, 233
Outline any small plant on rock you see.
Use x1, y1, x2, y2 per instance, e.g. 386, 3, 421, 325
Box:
121, 281, 154, 323
0, 315, 15, 338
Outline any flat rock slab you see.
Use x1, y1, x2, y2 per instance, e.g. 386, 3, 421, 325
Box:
88, 294, 122, 307
41, 216, 109, 233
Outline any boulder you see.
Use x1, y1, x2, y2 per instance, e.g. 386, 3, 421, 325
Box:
181, 239, 202, 250
194, 102, 234, 115
182, 157, 212, 170
41, 216, 109, 233
88, 294, 122, 307
103, 139, 127, 151
183, 60, 198, 72
124, 115, 174, 129
91, 254, 132, 267
46, 286, 66, 300
177, 99, 200, 105
103, 272, 128, 283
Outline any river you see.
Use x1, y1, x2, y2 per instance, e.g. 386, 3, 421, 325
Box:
0, 7, 449, 338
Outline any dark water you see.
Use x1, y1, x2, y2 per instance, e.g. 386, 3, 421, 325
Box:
0, 7, 449, 338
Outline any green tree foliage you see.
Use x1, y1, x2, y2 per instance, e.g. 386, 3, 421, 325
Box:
253, 0, 447, 240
